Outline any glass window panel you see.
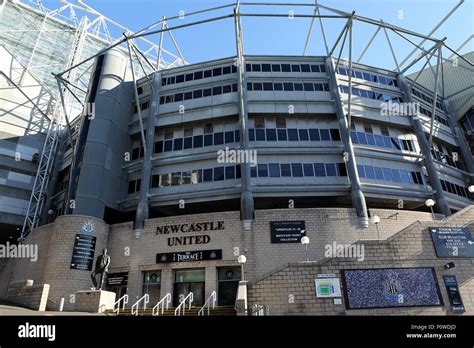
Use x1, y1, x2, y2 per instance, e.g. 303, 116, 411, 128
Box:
255, 129, 266, 141
357, 164, 366, 178
183, 137, 193, 149
235, 130, 240, 143
271, 64, 281, 72
185, 73, 193, 81
320, 129, 330, 141
214, 167, 224, 181
365, 166, 375, 179
325, 163, 337, 176
184, 92, 192, 100
263, 83, 273, 91
281, 164, 291, 177
154, 141, 163, 153
269, 163, 280, 177
223, 85, 232, 93
298, 129, 309, 141
382, 168, 393, 181
171, 172, 181, 186
330, 129, 341, 141
164, 140, 173, 152
303, 164, 314, 176
350, 131, 358, 144
249, 129, 255, 141
266, 129, 277, 141
309, 129, 320, 141
258, 164, 268, 177
304, 83, 314, 91
366, 134, 375, 146
173, 138, 183, 151
223, 66, 231, 74
283, 83, 294, 91
374, 167, 384, 180
213, 67, 222, 76
194, 71, 203, 80
204, 134, 213, 146
193, 135, 203, 148
204, 70, 212, 78
391, 169, 402, 183
287, 129, 299, 141
203, 168, 213, 182
311, 64, 320, 72
294, 83, 303, 91
251, 166, 257, 178
261, 64, 271, 72
314, 163, 326, 176
374, 134, 385, 147
251, 64, 261, 72
182, 171, 192, 184
225, 131, 234, 144
212, 86, 222, 95
277, 129, 288, 141
225, 166, 235, 179
274, 83, 283, 91
292, 163, 303, 177
214, 132, 224, 145
281, 64, 291, 72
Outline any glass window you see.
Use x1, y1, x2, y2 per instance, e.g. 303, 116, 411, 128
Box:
366, 134, 376, 146
203, 88, 212, 97
214, 167, 224, 181
225, 166, 235, 179
274, 83, 283, 91
172, 172, 181, 186
365, 165, 375, 179
214, 132, 224, 145
281, 64, 291, 72
301, 64, 310, 72
294, 83, 303, 91
374, 134, 385, 147
185, 73, 193, 81
304, 83, 314, 91
325, 163, 337, 176
249, 129, 255, 141
175, 93, 183, 102
261, 64, 271, 72
374, 167, 384, 180
193, 135, 203, 148
314, 163, 326, 176
350, 131, 358, 144
173, 138, 183, 151
391, 169, 402, 183
225, 131, 234, 144
162, 174, 171, 186
280, 164, 291, 177
330, 129, 341, 141
258, 164, 268, 177
287, 129, 299, 141
357, 164, 365, 178
250, 166, 257, 178
277, 129, 288, 141
400, 170, 411, 184
212, 86, 222, 95
291, 64, 301, 72
298, 129, 309, 141
193, 90, 202, 99
382, 168, 393, 181
128, 180, 136, 194
255, 129, 266, 141
164, 140, 173, 152
253, 83, 263, 91
266, 129, 277, 141
245, 64, 251, 72
269, 163, 280, 177
357, 132, 367, 145
213, 67, 222, 76
154, 141, 163, 153
303, 163, 314, 176
151, 174, 161, 188
194, 71, 203, 80
263, 82, 273, 91
184, 92, 192, 100
338, 163, 347, 176
320, 129, 330, 141
251, 64, 261, 72
204, 70, 212, 78
176, 75, 184, 83
204, 134, 213, 146
223, 66, 231, 74
235, 130, 240, 143
182, 171, 192, 184
310, 64, 320, 73
283, 83, 294, 91
203, 168, 213, 182
271, 64, 281, 72
309, 129, 320, 141
292, 163, 303, 177
223, 85, 232, 93
184, 137, 193, 149
236, 165, 241, 178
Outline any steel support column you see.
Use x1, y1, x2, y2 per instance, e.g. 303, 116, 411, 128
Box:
397, 75, 451, 216
234, 4, 254, 230
325, 57, 369, 228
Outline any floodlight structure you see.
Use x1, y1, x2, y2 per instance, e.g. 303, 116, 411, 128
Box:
20, 0, 473, 240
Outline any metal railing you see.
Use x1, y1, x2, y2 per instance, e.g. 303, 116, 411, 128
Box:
113, 294, 129, 314
131, 294, 149, 316
152, 293, 171, 316
174, 292, 193, 316
250, 304, 270, 316
198, 290, 216, 316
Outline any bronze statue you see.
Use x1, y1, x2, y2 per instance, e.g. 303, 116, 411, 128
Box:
91, 248, 110, 290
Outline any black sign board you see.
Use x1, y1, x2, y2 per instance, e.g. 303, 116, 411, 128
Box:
443, 275, 465, 313
156, 249, 222, 263
70, 234, 96, 270
270, 221, 306, 243
106, 272, 128, 286
430, 227, 474, 257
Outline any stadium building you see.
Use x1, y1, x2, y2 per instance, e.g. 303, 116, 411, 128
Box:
0, 1, 473, 315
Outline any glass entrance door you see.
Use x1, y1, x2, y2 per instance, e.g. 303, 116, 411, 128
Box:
173, 269, 205, 307
218, 267, 241, 306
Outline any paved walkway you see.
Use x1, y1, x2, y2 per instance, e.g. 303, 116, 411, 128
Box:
0, 304, 106, 316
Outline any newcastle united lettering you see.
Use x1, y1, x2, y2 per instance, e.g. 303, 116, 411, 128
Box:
156, 221, 224, 247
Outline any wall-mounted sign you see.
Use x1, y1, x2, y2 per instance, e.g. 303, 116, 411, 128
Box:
156, 221, 224, 247
315, 278, 342, 298
270, 221, 306, 243
443, 275, 465, 313
70, 234, 96, 270
430, 227, 474, 257
80, 220, 96, 234
156, 249, 222, 263
106, 272, 128, 286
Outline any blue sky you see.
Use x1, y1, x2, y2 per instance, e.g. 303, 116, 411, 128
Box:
44, 0, 473, 72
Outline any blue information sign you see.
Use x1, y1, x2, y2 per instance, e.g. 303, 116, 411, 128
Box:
429, 227, 474, 257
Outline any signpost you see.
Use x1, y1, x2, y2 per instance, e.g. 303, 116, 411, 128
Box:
430, 227, 474, 257
270, 221, 306, 243
70, 234, 96, 270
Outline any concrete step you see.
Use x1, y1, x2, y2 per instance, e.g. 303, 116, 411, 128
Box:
107, 305, 236, 316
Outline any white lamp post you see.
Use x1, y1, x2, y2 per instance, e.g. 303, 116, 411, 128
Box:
372, 215, 380, 240
425, 199, 436, 220
301, 236, 310, 262
238, 254, 247, 281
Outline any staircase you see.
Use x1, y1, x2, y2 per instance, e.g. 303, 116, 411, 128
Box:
105, 305, 236, 316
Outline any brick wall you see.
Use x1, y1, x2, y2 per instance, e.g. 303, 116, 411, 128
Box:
248, 206, 474, 315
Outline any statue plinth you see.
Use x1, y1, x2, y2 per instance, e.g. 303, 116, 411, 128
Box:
74, 290, 116, 313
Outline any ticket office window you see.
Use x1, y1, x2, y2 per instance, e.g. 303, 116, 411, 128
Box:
142, 271, 162, 305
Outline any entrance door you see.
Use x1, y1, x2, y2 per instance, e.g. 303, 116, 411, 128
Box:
173, 269, 205, 307
218, 267, 241, 306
